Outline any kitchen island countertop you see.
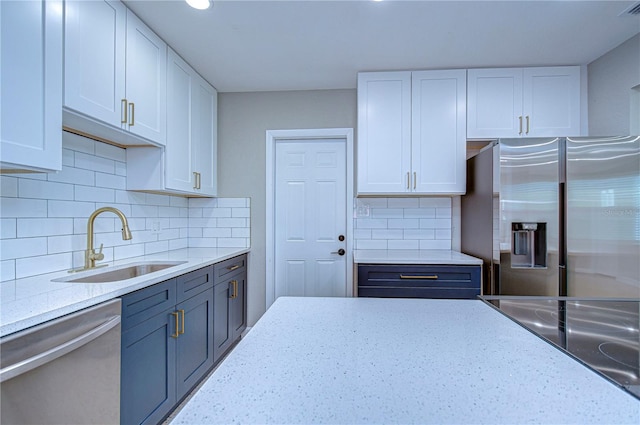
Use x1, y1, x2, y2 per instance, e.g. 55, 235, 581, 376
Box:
354, 249, 483, 265
0, 247, 249, 337
171, 296, 639, 424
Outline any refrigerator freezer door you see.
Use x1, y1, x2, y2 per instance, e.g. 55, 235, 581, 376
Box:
566, 136, 640, 298
499, 138, 560, 295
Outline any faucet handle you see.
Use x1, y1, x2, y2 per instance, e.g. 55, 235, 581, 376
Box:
92, 243, 105, 261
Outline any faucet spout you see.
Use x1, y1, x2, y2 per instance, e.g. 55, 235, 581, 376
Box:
83, 207, 132, 271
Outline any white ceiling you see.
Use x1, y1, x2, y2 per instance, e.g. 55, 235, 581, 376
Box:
124, 0, 640, 93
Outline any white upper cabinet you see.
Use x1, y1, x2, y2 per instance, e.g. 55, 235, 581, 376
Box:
127, 48, 217, 197
64, 0, 166, 146
411, 70, 466, 194
467, 66, 581, 138
1, 0, 63, 172
357, 72, 412, 194
357, 70, 466, 195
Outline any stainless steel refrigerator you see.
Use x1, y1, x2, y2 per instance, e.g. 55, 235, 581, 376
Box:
462, 136, 640, 298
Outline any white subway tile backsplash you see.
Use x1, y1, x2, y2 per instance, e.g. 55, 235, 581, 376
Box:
371, 208, 403, 219
404, 229, 435, 240
354, 197, 453, 250
1, 237, 48, 260
17, 219, 73, 238
18, 179, 73, 201
1, 176, 18, 197
388, 240, 420, 250
420, 240, 452, 250
48, 200, 96, 218
95, 141, 126, 162
1, 136, 251, 281
388, 198, 420, 208
1, 198, 48, 218
387, 218, 419, 229
75, 151, 115, 174
1, 219, 17, 239
1, 260, 15, 281
47, 166, 95, 186
356, 239, 388, 250
203, 207, 231, 218
217, 218, 246, 228
404, 208, 436, 219
372, 229, 403, 240
95, 172, 126, 190
75, 185, 115, 203
356, 218, 388, 229
16, 253, 73, 279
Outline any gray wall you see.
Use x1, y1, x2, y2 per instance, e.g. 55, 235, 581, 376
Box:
217, 89, 357, 326
588, 34, 640, 136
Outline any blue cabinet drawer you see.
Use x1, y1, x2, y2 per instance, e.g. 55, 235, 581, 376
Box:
214, 254, 247, 282
176, 265, 214, 303
358, 286, 480, 299
121, 279, 177, 331
358, 264, 481, 299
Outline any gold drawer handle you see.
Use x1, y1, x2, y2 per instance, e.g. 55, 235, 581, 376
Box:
171, 311, 179, 338
179, 309, 185, 335
227, 264, 240, 271
229, 280, 238, 299
400, 275, 439, 279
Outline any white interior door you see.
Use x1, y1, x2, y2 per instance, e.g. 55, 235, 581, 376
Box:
274, 139, 347, 298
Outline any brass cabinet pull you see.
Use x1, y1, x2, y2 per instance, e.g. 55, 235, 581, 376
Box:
121, 99, 128, 124
400, 274, 439, 279
229, 280, 238, 299
179, 309, 185, 335
413, 172, 417, 190
518, 116, 523, 135
197, 172, 201, 189
193, 172, 198, 189
227, 264, 240, 271
406, 172, 410, 189
525, 115, 530, 134
129, 102, 135, 126
171, 311, 179, 338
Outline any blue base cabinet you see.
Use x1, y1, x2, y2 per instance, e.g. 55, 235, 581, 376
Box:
358, 264, 481, 299
213, 254, 247, 364
120, 266, 214, 425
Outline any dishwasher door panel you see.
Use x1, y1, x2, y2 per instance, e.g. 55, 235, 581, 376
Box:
0, 299, 121, 425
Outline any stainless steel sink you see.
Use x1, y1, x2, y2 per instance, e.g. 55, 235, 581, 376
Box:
54, 261, 187, 283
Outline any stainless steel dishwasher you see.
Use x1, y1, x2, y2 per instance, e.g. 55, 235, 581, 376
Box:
0, 299, 121, 424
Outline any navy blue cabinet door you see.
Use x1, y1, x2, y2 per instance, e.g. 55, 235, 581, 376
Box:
230, 274, 247, 339
213, 280, 232, 364
121, 308, 177, 425
176, 288, 214, 400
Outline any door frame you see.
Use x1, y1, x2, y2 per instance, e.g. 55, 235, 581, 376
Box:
266, 128, 354, 309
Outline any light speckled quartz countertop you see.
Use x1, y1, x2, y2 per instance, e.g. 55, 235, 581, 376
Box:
354, 249, 483, 265
171, 297, 639, 424
0, 247, 248, 337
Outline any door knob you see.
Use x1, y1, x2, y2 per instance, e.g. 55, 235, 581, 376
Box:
331, 249, 346, 256
338, 235, 345, 241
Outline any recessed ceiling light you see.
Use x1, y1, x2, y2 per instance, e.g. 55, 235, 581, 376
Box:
186, 0, 211, 10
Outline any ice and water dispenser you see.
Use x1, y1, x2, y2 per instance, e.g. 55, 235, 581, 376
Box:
511, 222, 547, 268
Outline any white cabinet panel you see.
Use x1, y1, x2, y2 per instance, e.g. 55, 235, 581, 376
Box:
64, 0, 125, 127
192, 74, 217, 196
1, 0, 62, 172
357, 72, 411, 194
125, 9, 166, 144
467, 68, 522, 139
467, 66, 581, 138
412, 70, 466, 194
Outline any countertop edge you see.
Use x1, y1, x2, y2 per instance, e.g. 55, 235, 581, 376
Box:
0, 247, 250, 337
